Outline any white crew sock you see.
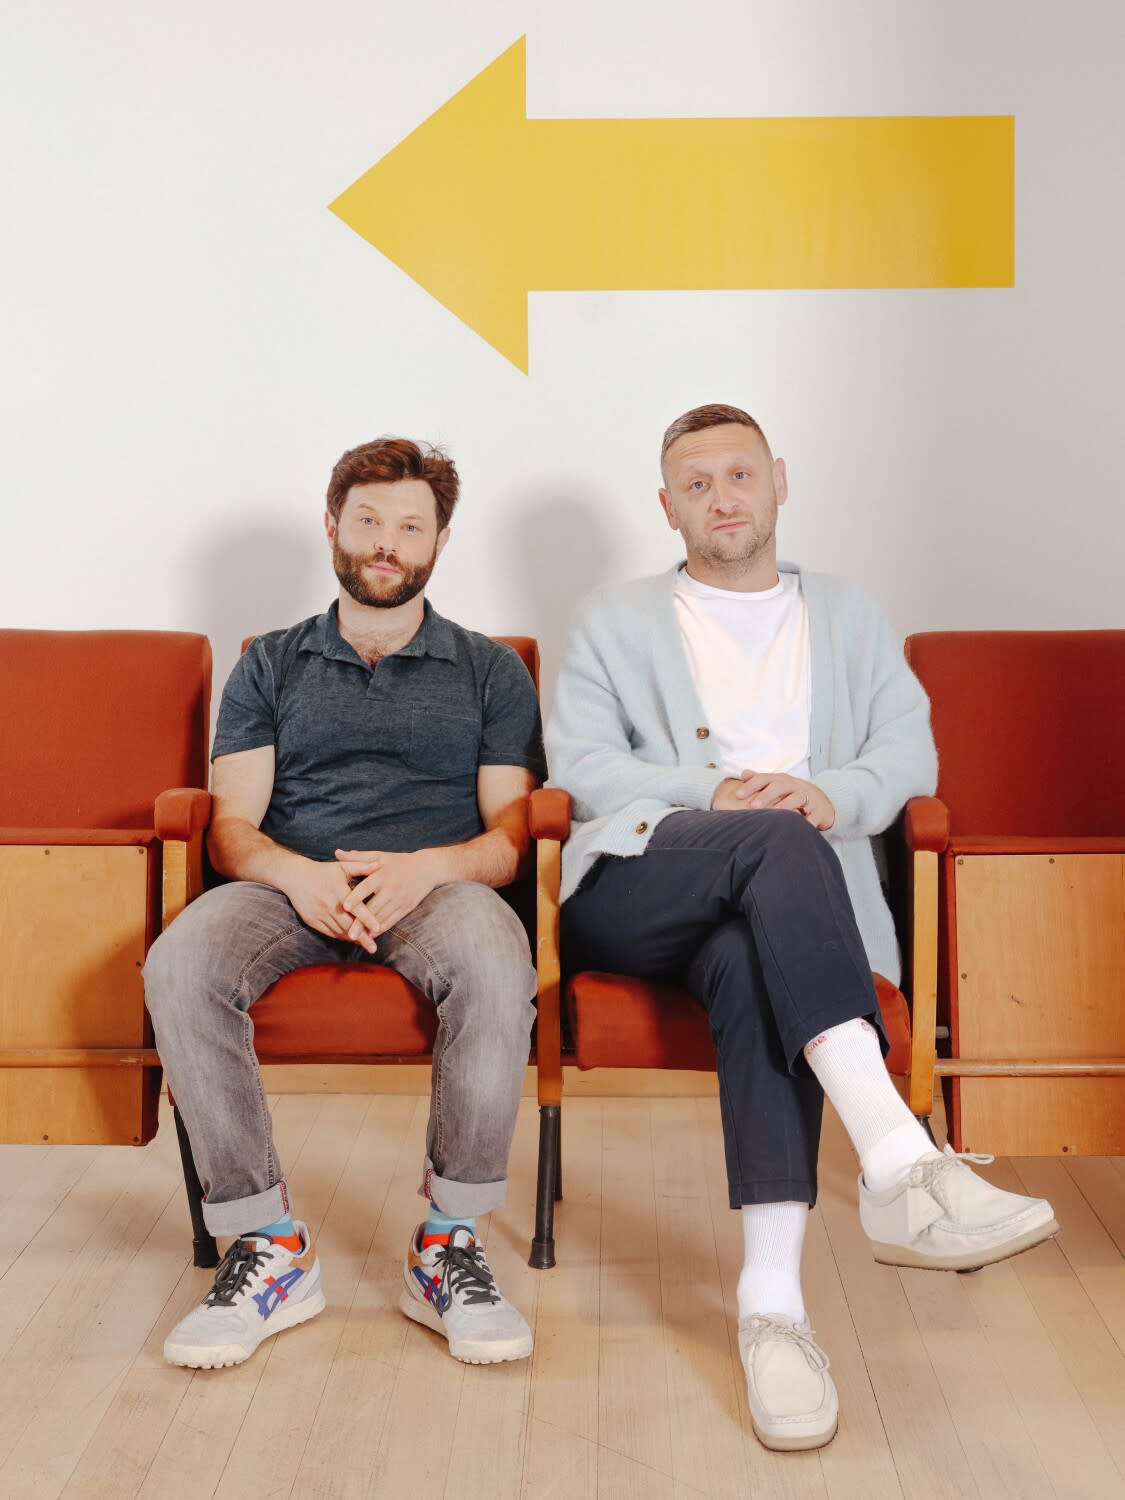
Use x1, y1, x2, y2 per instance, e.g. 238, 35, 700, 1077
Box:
803, 1017, 934, 1192
736, 1201, 808, 1323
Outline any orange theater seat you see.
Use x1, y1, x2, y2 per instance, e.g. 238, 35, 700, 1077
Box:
527, 785, 918, 1269
0, 629, 211, 1148
903, 630, 1125, 1154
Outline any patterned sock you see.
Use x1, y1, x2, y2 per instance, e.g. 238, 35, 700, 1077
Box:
804, 1017, 934, 1192
251, 1214, 302, 1252
736, 1202, 808, 1323
422, 1204, 476, 1249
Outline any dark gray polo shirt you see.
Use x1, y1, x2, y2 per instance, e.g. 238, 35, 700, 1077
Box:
211, 600, 546, 861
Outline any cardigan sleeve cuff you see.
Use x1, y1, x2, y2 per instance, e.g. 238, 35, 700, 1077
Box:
665, 766, 729, 811
810, 769, 862, 836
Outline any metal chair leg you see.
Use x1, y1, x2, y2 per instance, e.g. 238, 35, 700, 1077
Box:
173, 1104, 219, 1268
529, 1104, 560, 1269
554, 1108, 563, 1201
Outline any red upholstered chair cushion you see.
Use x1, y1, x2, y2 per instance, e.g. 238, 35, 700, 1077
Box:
0, 629, 212, 830
905, 631, 1125, 838
251, 966, 438, 1061
567, 972, 911, 1077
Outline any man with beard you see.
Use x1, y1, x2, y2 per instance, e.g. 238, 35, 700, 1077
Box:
546, 404, 1057, 1452
146, 437, 545, 1371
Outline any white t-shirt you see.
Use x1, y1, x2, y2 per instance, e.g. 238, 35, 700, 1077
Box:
673, 567, 812, 781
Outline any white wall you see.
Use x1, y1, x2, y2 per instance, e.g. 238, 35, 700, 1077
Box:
2, 1, 1122, 723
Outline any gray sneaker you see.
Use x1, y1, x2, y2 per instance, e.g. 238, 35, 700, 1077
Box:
738, 1314, 839, 1451
400, 1223, 533, 1364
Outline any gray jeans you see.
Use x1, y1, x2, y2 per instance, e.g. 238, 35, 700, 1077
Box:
143, 880, 536, 1236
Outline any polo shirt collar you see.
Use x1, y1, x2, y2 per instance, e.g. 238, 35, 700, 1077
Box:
299, 599, 458, 664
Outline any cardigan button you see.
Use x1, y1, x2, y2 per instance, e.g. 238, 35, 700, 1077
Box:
634, 821, 649, 835
696, 726, 710, 739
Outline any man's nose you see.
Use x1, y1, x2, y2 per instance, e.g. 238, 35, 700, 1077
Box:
709, 485, 737, 513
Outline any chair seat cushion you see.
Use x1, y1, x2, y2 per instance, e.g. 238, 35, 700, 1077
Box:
566, 971, 911, 1077
251, 965, 437, 1062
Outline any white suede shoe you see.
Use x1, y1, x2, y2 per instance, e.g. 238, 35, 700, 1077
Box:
859, 1146, 1059, 1271
737, 1314, 838, 1452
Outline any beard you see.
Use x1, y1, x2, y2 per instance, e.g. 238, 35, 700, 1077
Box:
691, 500, 778, 568
332, 537, 438, 609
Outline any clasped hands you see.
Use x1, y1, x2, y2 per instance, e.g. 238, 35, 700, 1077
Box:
281, 848, 439, 952
711, 770, 835, 830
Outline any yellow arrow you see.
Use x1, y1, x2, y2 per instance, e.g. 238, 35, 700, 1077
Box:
330, 36, 1013, 372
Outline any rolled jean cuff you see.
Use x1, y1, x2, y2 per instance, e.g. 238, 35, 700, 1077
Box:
419, 1157, 507, 1218
202, 1179, 290, 1237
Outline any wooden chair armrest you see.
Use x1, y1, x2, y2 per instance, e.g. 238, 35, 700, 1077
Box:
156, 789, 211, 930
529, 788, 572, 841
155, 788, 212, 841
908, 848, 940, 1116
535, 831, 564, 1107
903, 796, 950, 853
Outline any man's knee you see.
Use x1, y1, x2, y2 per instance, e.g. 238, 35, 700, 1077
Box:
143, 883, 273, 1019
431, 883, 536, 1023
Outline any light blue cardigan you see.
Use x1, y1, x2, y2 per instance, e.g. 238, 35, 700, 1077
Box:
545, 561, 938, 985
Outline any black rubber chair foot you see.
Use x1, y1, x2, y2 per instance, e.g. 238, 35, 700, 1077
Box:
528, 1239, 556, 1270
193, 1238, 220, 1269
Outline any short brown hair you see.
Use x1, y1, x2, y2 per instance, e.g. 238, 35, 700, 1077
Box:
660, 404, 769, 470
326, 437, 460, 530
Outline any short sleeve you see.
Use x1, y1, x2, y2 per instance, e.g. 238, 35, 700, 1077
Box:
479, 646, 547, 779
211, 642, 278, 760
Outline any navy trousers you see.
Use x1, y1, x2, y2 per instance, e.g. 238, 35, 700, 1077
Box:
561, 809, 885, 1208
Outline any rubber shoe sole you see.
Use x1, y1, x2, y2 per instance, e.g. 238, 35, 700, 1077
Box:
399, 1290, 533, 1364
751, 1412, 839, 1453
164, 1286, 327, 1369
871, 1215, 1060, 1272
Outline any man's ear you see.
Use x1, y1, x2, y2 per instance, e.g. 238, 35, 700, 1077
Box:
434, 526, 452, 561
658, 488, 680, 532
324, 509, 337, 543
773, 457, 788, 507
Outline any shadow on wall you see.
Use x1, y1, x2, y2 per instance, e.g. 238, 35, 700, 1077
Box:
182, 512, 323, 735
500, 487, 620, 720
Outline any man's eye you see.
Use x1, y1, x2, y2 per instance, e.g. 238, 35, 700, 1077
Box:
359, 516, 374, 525
691, 480, 706, 491
403, 524, 419, 533
734, 471, 747, 480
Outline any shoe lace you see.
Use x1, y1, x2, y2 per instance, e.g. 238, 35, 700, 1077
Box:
908, 1148, 994, 1193
744, 1315, 830, 1372
435, 1240, 501, 1306
204, 1237, 271, 1307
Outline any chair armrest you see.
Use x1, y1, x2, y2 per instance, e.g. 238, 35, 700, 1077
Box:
908, 843, 940, 1117
155, 789, 210, 928
529, 788, 572, 841
155, 788, 212, 841
533, 802, 567, 1107
904, 796, 950, 853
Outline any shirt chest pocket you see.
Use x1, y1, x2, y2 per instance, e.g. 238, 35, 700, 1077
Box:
410, 707, 481, 779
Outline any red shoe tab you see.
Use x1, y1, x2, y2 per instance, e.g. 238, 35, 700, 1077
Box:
421, 1231, 451, 1249
269, 1230, 303, 1252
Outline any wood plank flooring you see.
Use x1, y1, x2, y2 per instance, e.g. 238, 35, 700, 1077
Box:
0, 1094, 1120, 1499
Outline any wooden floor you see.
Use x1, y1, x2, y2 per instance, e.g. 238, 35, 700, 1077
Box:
0, 1095, 1123, 1500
